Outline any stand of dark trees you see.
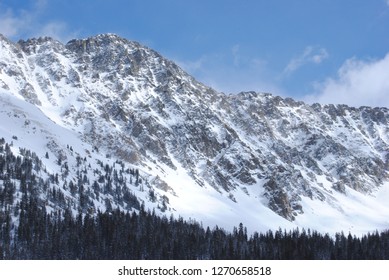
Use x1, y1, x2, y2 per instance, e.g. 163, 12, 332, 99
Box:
2, 198, 389, 259
1, 137, 389, 259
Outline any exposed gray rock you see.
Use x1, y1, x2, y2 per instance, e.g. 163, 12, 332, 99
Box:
1, 33, 389, 221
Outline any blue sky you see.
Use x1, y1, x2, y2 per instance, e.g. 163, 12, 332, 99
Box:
1, 0, 389, 107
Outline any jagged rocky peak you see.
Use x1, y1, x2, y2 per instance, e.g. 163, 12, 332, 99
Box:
0, 34, 25, 59
17, 36, 65, 54
64, 33, 189, 87
0, 33, 13, 46
65, 33, 141, 54
65, 33, 164, 67
1, 32, 389, 228
0, 33, 20, 48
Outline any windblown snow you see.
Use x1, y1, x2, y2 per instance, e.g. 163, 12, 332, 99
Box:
1, 33, 389, 235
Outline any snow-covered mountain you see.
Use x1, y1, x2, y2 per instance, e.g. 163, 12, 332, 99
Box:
1, 33, 389, 235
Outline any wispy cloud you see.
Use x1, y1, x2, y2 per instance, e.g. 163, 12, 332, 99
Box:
175, 55, 209, 73
0, 7, 32, 38
37, 21, 77, 43
0, 1, 75, 42
284, 46, 329, 75
304, 53, 389, 108
174, 46, 284, 95
231, 44, 241, 67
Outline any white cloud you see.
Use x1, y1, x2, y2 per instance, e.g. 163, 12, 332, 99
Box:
284, 46, 329, 75
0, 1, 74, 42
36, 21, 77, 43
175, 56, 208, 73
0, 8, 32, 38
174, 49, 285, 95
231, 44, 240, 67
305, 53, 389, 108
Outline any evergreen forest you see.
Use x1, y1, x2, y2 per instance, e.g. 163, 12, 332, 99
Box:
1, 137, 389, 260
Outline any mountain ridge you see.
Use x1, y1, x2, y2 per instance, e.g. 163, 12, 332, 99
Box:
1, 33, 389, 234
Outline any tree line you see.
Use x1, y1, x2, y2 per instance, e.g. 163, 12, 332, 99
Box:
1, 137, 389, 259
2, 198, 389, 259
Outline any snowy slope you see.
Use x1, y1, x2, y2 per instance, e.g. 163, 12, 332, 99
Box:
1, 33, 389, 235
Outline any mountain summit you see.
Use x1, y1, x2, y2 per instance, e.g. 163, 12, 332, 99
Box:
1, 33, 389, 234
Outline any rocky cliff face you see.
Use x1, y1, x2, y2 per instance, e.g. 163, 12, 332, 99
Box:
1, 33, 389, 228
